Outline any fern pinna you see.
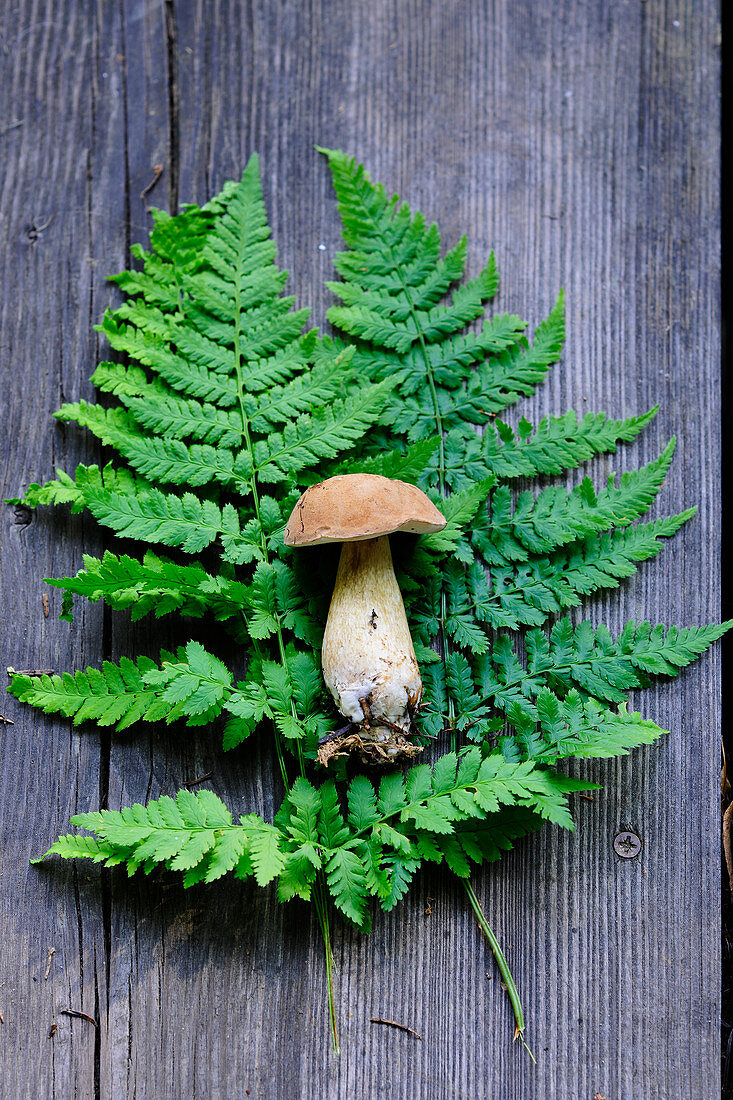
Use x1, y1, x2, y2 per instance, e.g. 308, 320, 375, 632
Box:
8, 151, 728, 1052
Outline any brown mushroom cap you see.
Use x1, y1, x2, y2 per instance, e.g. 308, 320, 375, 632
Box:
283, 473, 446, 547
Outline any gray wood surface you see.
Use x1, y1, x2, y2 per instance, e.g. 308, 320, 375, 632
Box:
0, 2, 722, 1097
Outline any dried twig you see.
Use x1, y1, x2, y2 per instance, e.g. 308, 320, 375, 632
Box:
723, 800, 733, 899
140, 164, 164, 200
6, 668, 54, 677
0, 715, 14, 725
370, 1017, 422, 1040
44, 947, 56, 980
60, 1009, 97, 1028
317, 723, 355, 745
183, 772, 213, 788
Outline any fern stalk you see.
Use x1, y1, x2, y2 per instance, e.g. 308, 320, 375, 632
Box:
224, 184, 340, 1049
313, 888, 340, 1053
225, 165, 341, 1044
422, 330, 523, 1037
463, 880, 534, 1060
321, 151, 528, 1033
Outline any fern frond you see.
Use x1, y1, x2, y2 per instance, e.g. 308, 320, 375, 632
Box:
8, 655, 188, 731
25, 464, 260, 563
538, 695, 666, 761
28, 155, 391, 615
251, 380, 394, 482
35, 752, 579, 929
332, 436, 441, 484
57, 404, 244, 490
320, 148, 564, 441
142, 641, 234, 718
481, 407, 659, 479
429, 407, 660, 493
520, 617, 733, 703
471, 616, 733, 720
479, 439, 676, 563
35, 789, 282, 888
498, 692, 668, 765
470, 510, 696, 630
99, 313, 240, 405
247, 350, 355, 430
48, 550, 250, 626
118, 389, 244, 447
417, 477, 495, 564
444, 293, 566, 422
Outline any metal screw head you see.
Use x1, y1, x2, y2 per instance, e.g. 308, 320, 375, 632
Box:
613, 831, 642, 859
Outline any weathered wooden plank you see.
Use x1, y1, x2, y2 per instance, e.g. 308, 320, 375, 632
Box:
0, 1, 721, 1098
0, 1, 130, 1095
91, 5, 175, 1097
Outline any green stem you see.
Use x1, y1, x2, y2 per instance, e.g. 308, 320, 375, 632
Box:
249, 638, 290, 788
313, 880, 340, 1052
270, 601, 337, 1046
369, 214, 533, 1045
463, 880, 535, 1062
392, 248, 533, 1047
397, 290, 456, 747
231, 246, 337, 1050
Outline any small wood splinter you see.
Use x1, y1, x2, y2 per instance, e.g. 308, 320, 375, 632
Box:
60, 1009, 97, 1028
140, 163, 164, 200
370, 1016, 422, 1040
7, 668, 55, 677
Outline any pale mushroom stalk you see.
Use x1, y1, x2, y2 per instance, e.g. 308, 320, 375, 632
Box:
321, 535, 421, 759
284, 473, 446, 765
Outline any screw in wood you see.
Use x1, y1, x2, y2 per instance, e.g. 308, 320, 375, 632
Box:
613, 831, 642, 859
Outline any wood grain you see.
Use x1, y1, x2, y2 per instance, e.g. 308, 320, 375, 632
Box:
0, 1, 722, 1097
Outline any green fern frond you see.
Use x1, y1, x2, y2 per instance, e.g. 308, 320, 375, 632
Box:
35, 789, 279, 888
27, 463, 259, 562
8, 655, 188, 731
23, 155, 388, 593
332, 436, 441, 484
476, 615, 731, 725
36, 754, 589, 928
250, 380, 395, 482
519, 617, 733, 702
480, 438, 676, 563
48, 550, 250, 626
320, 149, 563, 442
322, 152, 725, 783
481, 407, 659, 479
498, 693, 668, 765
467, 510, 696, 631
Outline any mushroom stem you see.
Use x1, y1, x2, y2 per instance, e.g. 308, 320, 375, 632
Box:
320, 536, 422, 763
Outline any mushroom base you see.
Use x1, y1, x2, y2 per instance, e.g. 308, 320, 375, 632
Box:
317, 723, 423, 768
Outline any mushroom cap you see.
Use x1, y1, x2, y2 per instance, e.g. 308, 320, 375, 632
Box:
283, 473, 447, 547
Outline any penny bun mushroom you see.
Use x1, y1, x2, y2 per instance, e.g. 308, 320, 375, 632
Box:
284, 473, 446, 765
